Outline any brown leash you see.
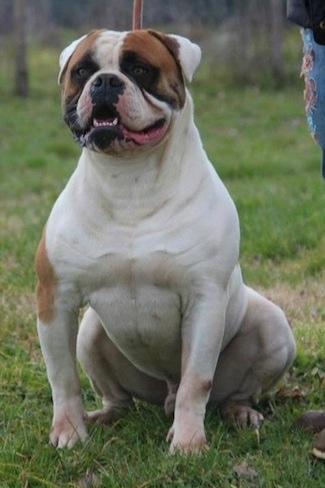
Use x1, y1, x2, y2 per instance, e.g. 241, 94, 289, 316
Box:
132, 0, 143, 30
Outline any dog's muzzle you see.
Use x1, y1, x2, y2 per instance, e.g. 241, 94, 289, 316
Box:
68, 72, 168, 154
79, 73, 125, 152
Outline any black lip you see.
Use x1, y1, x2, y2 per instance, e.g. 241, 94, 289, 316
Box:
142, 118, 165, 133
79, 123, 123, 149
77, 105, 121, 146
85, 126, 123, 150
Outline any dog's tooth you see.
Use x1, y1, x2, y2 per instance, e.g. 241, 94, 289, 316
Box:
93, 118, 118, 128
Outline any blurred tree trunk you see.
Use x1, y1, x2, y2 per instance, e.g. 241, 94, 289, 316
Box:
270, 0, 284, 86
14, 0, 28, 97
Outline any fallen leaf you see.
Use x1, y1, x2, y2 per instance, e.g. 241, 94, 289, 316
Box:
233, 462, 258, 480
77, 469, 101, 488
311, 367, 325, 379
277, 385, 306, 399
254, 427, 261, 446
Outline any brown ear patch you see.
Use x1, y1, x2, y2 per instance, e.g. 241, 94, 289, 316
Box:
146, 30, 181, 65
35, 230, 56, 324
121, 30, 186, 108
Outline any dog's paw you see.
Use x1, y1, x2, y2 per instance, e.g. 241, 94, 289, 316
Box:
50, 397, 88, 448
86, 408, 117, 424
85, 401, 131, 425
50, 415, 88, 448
223, 405, 264, 428
166, 425, 208, 455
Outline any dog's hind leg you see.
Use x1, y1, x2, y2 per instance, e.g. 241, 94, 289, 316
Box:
210, 287, 296, 427
77, 307, 167, 423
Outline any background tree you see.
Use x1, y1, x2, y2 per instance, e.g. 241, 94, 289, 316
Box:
0, 0, 294, 93
270, 0, 285, 86
14, 0, 28, 97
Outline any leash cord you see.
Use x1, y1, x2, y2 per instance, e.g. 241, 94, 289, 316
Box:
132, 0, 143, 29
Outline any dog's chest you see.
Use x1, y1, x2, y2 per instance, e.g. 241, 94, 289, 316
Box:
85, 248, 184, 379
47, 158, 239, 379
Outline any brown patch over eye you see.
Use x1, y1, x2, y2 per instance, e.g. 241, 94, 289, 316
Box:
60, 30, 103, 101
121, 30, 185, 108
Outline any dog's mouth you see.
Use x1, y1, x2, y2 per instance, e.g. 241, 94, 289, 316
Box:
79, 106, 167, 150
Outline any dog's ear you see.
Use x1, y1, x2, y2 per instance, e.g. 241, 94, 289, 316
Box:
58, 35, 87, 84
169, 34, 201, 82
147, 30, 201, 83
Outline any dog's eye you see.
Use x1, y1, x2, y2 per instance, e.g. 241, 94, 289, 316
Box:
72, 60, 99, 82
76, 67, 90, 78
131, 66, 148, 77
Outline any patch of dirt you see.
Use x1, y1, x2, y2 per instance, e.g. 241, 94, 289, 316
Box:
258, 280, 325, 327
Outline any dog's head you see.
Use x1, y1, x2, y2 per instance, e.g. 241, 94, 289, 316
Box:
58, 29, 201, 155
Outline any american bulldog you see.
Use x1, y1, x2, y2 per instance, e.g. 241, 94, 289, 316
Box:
35, 28, 296, 453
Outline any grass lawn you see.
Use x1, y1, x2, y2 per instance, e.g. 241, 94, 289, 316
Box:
0, 35, 324, 487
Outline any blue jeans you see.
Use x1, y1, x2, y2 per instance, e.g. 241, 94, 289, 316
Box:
302, 28, 325, 177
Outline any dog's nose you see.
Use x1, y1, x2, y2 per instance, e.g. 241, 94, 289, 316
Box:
90, 74, 125, 104
91, 74, 124, 90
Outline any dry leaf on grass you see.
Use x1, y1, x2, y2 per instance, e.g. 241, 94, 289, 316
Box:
77, 469, 101, 488
276, 385, 306, 399
233, 462, 258, 480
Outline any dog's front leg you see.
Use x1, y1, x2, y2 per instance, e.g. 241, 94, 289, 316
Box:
37, 304, 87, 448
35, 233, 87, 448
167, 288, 225, 454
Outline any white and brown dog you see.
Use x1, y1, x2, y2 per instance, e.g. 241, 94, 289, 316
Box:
35, 29, 296, 453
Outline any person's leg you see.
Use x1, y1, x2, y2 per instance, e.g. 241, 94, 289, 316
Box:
297, 410, 325, 459
295, 29, 325, 459
301, 28, 325, 177
314, 429, 325, 459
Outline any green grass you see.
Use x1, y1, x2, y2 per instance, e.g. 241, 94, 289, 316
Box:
0, 37, 324, 487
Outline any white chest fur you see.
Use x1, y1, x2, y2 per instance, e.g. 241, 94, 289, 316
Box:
45, 116, 241, 382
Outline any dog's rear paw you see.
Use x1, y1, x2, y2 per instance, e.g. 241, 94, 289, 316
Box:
85, 401, 132, 425
223, 405, 264, 428
86, 408, 117, 424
